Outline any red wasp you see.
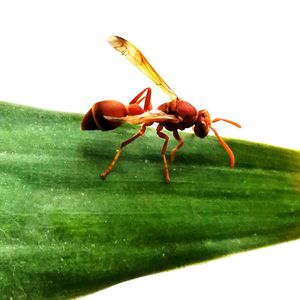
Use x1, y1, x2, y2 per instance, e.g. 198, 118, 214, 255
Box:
81, 36, 241, 183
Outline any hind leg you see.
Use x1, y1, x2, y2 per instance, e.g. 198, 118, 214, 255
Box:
101, 124, 147, 179
129, 87, 153, 111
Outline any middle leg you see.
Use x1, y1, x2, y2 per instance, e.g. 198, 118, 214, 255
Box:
170, 130, 184, 162
156, 124, 170, 183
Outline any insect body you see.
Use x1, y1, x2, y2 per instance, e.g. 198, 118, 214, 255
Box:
81, 36, 241, 183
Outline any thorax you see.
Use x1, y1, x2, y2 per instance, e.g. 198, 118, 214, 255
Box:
157, 99, 197, 131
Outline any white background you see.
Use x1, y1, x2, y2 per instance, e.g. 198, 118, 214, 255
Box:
0, 1, 299, 299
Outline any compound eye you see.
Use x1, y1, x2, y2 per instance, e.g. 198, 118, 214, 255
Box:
199, 110, 210, 120
193, 122, 209, 138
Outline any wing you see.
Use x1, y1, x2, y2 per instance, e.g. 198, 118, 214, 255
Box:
104, 111, 179, 125
107, 35, 178, 101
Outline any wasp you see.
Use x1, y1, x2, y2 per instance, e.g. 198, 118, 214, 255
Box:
81, 36, 241, 183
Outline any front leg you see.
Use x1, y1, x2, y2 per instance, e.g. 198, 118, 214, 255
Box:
156, 124, 170, 183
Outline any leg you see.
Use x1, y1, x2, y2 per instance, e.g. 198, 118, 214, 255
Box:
101, 124, 147, 179
156, 124, 170, 183
170, 130, 184, 162
130, 87, 153, 111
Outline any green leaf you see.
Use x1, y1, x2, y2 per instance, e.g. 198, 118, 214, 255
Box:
1, 101, 299, 299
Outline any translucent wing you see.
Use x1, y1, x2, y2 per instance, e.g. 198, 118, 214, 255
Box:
104, 111, 179, 125
108, 35, 178, 101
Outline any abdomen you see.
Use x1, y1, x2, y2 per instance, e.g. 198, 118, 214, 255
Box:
81, 100, 127, 131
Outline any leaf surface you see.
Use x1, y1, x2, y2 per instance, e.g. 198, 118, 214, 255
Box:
0, 101, 299, 299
